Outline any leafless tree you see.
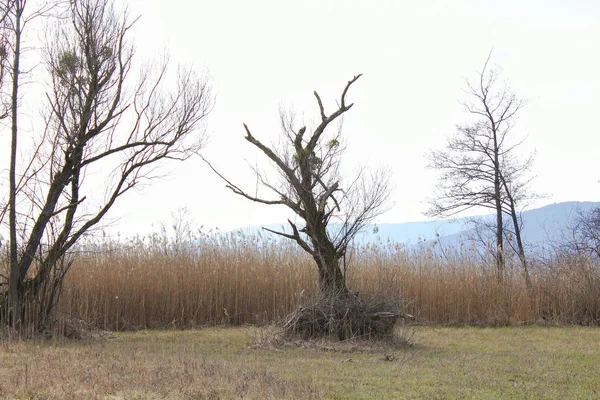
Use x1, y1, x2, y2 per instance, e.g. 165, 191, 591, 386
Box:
204, 75, 391, 297
427, 54, 536, 288
1, 0, 212, 330
557, 206, 600, 262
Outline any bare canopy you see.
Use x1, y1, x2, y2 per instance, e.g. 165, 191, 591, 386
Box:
427, 53, 537, 287
1, 0, 212, 330
205, 75, 391, 296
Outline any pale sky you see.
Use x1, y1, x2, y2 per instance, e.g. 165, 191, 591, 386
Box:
3, 0, 600, 236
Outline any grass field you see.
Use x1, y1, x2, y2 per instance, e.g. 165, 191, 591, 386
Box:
1, 326, 599, 399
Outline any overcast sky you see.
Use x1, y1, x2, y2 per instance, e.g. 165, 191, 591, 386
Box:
4, 0, 600, 236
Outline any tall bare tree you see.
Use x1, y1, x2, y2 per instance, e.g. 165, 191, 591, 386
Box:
205, 75, 390, 297
427, 54, 536, 288
1, 0, 212, 330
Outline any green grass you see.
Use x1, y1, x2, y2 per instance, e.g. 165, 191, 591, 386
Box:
1, 326, 599, 399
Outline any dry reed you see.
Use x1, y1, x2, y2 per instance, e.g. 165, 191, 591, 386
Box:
51, 229, 600, 331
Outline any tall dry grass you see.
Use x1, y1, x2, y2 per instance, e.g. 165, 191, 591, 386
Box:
60, 231, 317, 330
55, 230, 600, 331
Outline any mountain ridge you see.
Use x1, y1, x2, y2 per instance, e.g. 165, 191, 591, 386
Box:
234, 201, 600, 248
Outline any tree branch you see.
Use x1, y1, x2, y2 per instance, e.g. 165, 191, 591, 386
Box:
263, 219, 314, 255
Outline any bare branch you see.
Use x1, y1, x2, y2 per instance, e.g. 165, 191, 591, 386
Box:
201, 155, 291, 207
314, 91, 326, 122
306, 74, 361, 152
263, 220, 314, 255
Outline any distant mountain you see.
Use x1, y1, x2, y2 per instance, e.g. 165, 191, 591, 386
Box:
234, 201, 600, 249
429, 201, 600, 251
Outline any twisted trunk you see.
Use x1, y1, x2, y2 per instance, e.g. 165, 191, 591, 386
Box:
300, 201, 348, 295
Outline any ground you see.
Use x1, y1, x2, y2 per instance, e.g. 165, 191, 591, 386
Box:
0, 326, 599, 399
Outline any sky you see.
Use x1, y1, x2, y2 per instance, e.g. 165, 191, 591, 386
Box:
2, 0, 600, 237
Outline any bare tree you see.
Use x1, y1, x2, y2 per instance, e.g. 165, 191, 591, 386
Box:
557, 206, 600, 261
205, 75, 401, 340
204, 75, 390, 297
1, 0, 212, 330
427, 54, 536, 288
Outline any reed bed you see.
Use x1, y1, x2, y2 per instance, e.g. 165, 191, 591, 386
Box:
54, 230, 600, 331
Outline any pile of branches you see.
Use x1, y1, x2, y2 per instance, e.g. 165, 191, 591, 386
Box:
281, 291, 414, 340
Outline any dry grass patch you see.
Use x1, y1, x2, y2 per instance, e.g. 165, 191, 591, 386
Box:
0, 328, 321, 399
1, 326, 599, 399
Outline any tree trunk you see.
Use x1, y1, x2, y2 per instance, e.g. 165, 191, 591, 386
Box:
507, 200, 532, 289
494, 168, 505, 284
313, 249, 347, 295
495, 203, 504, 283
308, 220, 348, 296
514, 226, 531, 289
8, 2, 22, 327
490, 115, 505, 285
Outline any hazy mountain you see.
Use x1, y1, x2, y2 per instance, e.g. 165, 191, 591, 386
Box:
368, 201, 599, 248
236, 201, 600, 249
430, 201, 599, 251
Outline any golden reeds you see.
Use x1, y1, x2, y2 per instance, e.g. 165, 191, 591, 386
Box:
53, 230, 600, 331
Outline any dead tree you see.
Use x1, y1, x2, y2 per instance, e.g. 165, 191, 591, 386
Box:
427, 54, 536, 288
0, 0, 212, 330
205, 75, 396, 339
207, 75, 389, 295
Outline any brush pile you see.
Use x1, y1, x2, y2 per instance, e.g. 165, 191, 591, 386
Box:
281, 292, 413, 340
